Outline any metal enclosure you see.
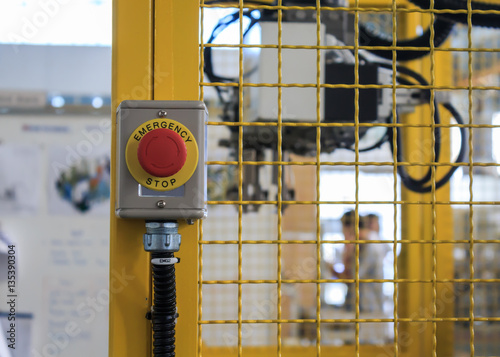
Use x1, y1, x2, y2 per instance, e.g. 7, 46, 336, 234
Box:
115, 100, 207, 220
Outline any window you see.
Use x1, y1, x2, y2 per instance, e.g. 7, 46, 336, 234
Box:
0, 0, 112, 46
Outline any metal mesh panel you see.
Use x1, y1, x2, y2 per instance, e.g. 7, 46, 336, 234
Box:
197, 1, 500, 356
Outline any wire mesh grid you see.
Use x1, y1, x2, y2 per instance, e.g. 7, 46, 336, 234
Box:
197, 0, 500, 356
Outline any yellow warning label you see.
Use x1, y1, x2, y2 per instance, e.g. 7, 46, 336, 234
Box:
125, 118, 199, 191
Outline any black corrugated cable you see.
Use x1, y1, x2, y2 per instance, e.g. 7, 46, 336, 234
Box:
143, 222, 182, 357
151, 252, 177, 357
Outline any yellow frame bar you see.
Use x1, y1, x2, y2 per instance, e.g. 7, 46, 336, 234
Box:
110, 0, 153, 355
110, 0, 200, 356
154, 1, 200, 356
398, 10, 455, 357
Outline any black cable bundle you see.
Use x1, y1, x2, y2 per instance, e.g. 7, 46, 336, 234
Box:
358, 18, 455, 61
409, 0, 500, 29
359, 0, 500, 61
151, 252, 177, 357
380, 63, 468, 193
203, 10, 259, 126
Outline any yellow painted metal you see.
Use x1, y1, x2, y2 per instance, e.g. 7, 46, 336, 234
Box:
111, 0, 201, 356
154, 0, 200, 101
434, 43, 455, 357
197, 1, 459, 356
110, 0, 465, 355
353, 0, 410, 7
201, 345, 394, 356
153, 1, 201, 356
397, 13, 431, 354
109, 0, 153, 356
397, 9, 455, 357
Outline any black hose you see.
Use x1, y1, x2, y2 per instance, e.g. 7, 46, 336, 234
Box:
204, 10, 260, 127
389, 103, 467, 193
152, 252, 177, 357
204, 10, 259, 84
354, 129, 390, 152
408, 0, 500, 29
359, 18, 455, 61
360, 0, 500, 61
370, 62, 466, 192
375, 62, 443, 187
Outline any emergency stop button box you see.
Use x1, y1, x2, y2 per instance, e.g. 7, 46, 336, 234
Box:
116, 100, 207, 220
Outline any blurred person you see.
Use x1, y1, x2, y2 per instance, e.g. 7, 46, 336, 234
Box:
366, 213, 380, 235
330, 212, 386, 314
359, 213, 386, 314
330, 210, 359, 311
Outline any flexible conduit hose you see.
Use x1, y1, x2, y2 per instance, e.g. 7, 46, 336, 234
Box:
152, 252, 177, 357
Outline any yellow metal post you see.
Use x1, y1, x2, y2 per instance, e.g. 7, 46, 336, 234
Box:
398, 9, 455, 357
434, 46, 455, 357
110, 0, 200, 356
154, 1, 201, 356
110, 0, 153, 356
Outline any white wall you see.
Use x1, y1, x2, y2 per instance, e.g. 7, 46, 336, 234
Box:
0, 44, 112, 357
0, 115, 111, 357
0, 44, 111, 95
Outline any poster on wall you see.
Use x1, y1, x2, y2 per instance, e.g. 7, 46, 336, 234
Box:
0, 144, 41, 215
39, 275, 108, 357
48, 145, 110, 215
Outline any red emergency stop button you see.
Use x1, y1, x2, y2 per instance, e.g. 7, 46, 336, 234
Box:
137, 128, 187, 177
126, 118, 199, 191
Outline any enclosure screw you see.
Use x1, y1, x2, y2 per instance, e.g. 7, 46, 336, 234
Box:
157, 200, 166, 208
158, 110, 168, 117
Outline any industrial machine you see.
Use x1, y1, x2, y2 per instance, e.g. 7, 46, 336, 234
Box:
204, 0, 500, 205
